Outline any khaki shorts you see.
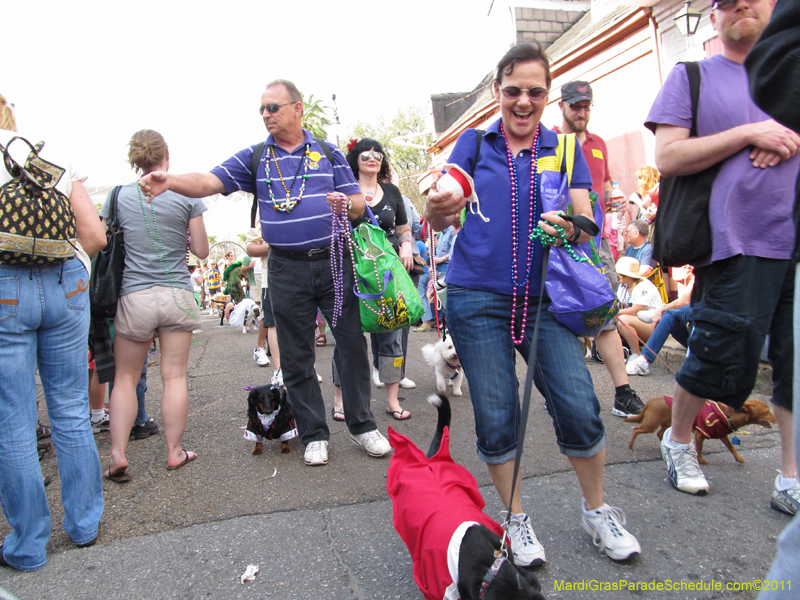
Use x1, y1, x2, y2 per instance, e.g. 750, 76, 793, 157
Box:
115, 286, 202, 342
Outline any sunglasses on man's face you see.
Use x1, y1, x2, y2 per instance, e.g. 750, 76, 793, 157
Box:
500, 86, 548, 101
259, 102, 295, 115
712, 0, 756, 10
359, 151, 384, 162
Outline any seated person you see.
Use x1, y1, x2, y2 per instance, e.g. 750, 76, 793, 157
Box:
615, 257, 665, 365
623, 220, 655, 277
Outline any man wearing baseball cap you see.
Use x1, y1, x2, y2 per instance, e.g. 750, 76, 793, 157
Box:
553, 80, 645, 420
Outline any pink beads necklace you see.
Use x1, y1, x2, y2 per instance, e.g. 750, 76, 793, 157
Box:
500, 121, 540, 345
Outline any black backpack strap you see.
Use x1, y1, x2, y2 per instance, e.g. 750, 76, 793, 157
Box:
683, 61, 702, 138
250, 142, 266, 228
313, 138, 335, 165
470, 130, 484, 177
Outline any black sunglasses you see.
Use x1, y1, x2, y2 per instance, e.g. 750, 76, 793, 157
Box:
500, 86, 548, 101
259, 102, 295, 115
712, 0, 756, 10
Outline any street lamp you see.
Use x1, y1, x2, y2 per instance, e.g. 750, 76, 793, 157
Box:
674, 1, 702, 37
331, 93, 341, 147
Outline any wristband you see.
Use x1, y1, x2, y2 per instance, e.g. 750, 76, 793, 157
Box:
568, 224, 582, 244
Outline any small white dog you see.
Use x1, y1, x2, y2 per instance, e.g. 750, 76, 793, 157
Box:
421, 337, 464, 396
229, 299, 261, 334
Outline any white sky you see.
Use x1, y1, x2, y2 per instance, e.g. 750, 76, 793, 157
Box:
6, 0, 515, 198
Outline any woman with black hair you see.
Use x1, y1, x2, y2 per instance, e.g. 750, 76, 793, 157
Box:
331, 139, 414, 421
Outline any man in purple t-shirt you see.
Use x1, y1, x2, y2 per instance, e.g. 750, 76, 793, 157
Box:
645, 0, 800, 507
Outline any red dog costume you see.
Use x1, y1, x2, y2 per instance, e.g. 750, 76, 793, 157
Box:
387, 426, 504, 600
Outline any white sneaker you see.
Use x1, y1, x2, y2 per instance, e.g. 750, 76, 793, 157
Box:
771, 473, 800, 515
504, 512, 546, 567
91, 412, 110, 434
304, 440, 328, 466
399, 377, 416, 389
350, 429, 392, 457
625, 353, 650, 376
625, 352, 640, 365
253, 347, 270, 367
270, 369, 283, 387
660, 427, 709, 495
581, 501, 641, 561
372, 369, 385, 388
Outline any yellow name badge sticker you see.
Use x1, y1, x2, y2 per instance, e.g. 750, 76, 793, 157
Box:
308, 151, 322, 162
591, 148, 604, 160
537, 156, 559, 172
393, 357, 404, 367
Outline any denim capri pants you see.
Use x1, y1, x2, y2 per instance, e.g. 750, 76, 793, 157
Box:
446, 284, 606, 463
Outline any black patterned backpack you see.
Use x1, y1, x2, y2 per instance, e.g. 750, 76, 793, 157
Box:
0, 136, 77, 264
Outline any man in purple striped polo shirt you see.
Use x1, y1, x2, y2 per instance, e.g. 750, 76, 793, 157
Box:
139, 79, 392, 467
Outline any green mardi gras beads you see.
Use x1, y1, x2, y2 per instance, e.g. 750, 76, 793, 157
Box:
530, 224, 589, 263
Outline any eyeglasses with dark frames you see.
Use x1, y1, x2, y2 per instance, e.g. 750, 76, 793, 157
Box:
259, 102, 295, 115
499, 86, 548, 101
568, 102, 593, 112
359, 151, 384, 162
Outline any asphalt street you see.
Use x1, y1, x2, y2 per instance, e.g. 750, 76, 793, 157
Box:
0, 311, 791, 600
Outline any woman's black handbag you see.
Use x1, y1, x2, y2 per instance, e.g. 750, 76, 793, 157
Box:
90, 186, 124, 318
653, 62, 721, 267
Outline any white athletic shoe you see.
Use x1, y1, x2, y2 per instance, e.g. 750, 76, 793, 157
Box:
350, 430, 392, 457
253, 347, 270, 367
372, 369, 385, 388
660, 427, 710, 495
399, 377, 416, 389
504, 512, 546, 567
304, 440, 328, 466
625, 354, 650, 376
582, 500, 641, 561
270, 369, 284, 387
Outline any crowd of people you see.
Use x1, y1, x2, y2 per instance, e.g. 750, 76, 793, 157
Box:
1, 1, 798, 590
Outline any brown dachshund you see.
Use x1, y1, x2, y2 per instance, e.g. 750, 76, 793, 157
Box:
624, 396, 776, 464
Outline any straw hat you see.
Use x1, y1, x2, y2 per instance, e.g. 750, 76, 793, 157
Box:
615, 256, 643, 279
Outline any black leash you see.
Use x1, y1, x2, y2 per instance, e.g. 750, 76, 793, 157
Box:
499, 245, 550, 554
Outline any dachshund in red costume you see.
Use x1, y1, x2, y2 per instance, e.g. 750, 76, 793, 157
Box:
387, 395, 544, 600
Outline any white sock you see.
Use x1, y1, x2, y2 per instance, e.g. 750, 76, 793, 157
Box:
91, 409, 105, 421
665, 429, 691, 450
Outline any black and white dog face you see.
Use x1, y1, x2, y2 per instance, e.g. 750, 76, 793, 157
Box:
422, 338, 464, 397
242, 304, 261, 332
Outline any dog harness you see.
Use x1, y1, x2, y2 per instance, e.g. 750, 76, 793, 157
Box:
664, 396, 733, 439
387, 427, 504, 600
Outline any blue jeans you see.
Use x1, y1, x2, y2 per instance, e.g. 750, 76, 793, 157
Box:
417, 271, 432, 322
758, 262, 800, 599
268, 251, 376, 444
447, 285, 605, 463
641, 306, 691, 363
0, 258, 103, 570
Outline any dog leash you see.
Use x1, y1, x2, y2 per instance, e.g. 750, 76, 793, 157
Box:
500, 246, 549, 556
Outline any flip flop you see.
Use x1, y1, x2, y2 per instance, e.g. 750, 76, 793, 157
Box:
166, 449, 197, 471
104, 466, 133, 483
36, 421, 51, 440
316, 334, 327, 347
386, 409, 412, 421
331, 407, 345, 422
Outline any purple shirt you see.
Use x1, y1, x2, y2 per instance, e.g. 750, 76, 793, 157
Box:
211, 130, 359, 251
645, 54, 799, 263
446, 120, 592, 296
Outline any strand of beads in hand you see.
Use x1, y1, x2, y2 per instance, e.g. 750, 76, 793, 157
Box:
530, 223, 589, 263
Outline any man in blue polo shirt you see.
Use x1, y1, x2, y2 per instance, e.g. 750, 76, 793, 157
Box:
139, 79, 391, 467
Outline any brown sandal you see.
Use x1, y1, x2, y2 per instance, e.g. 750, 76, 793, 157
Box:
316, 334, 327, 346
